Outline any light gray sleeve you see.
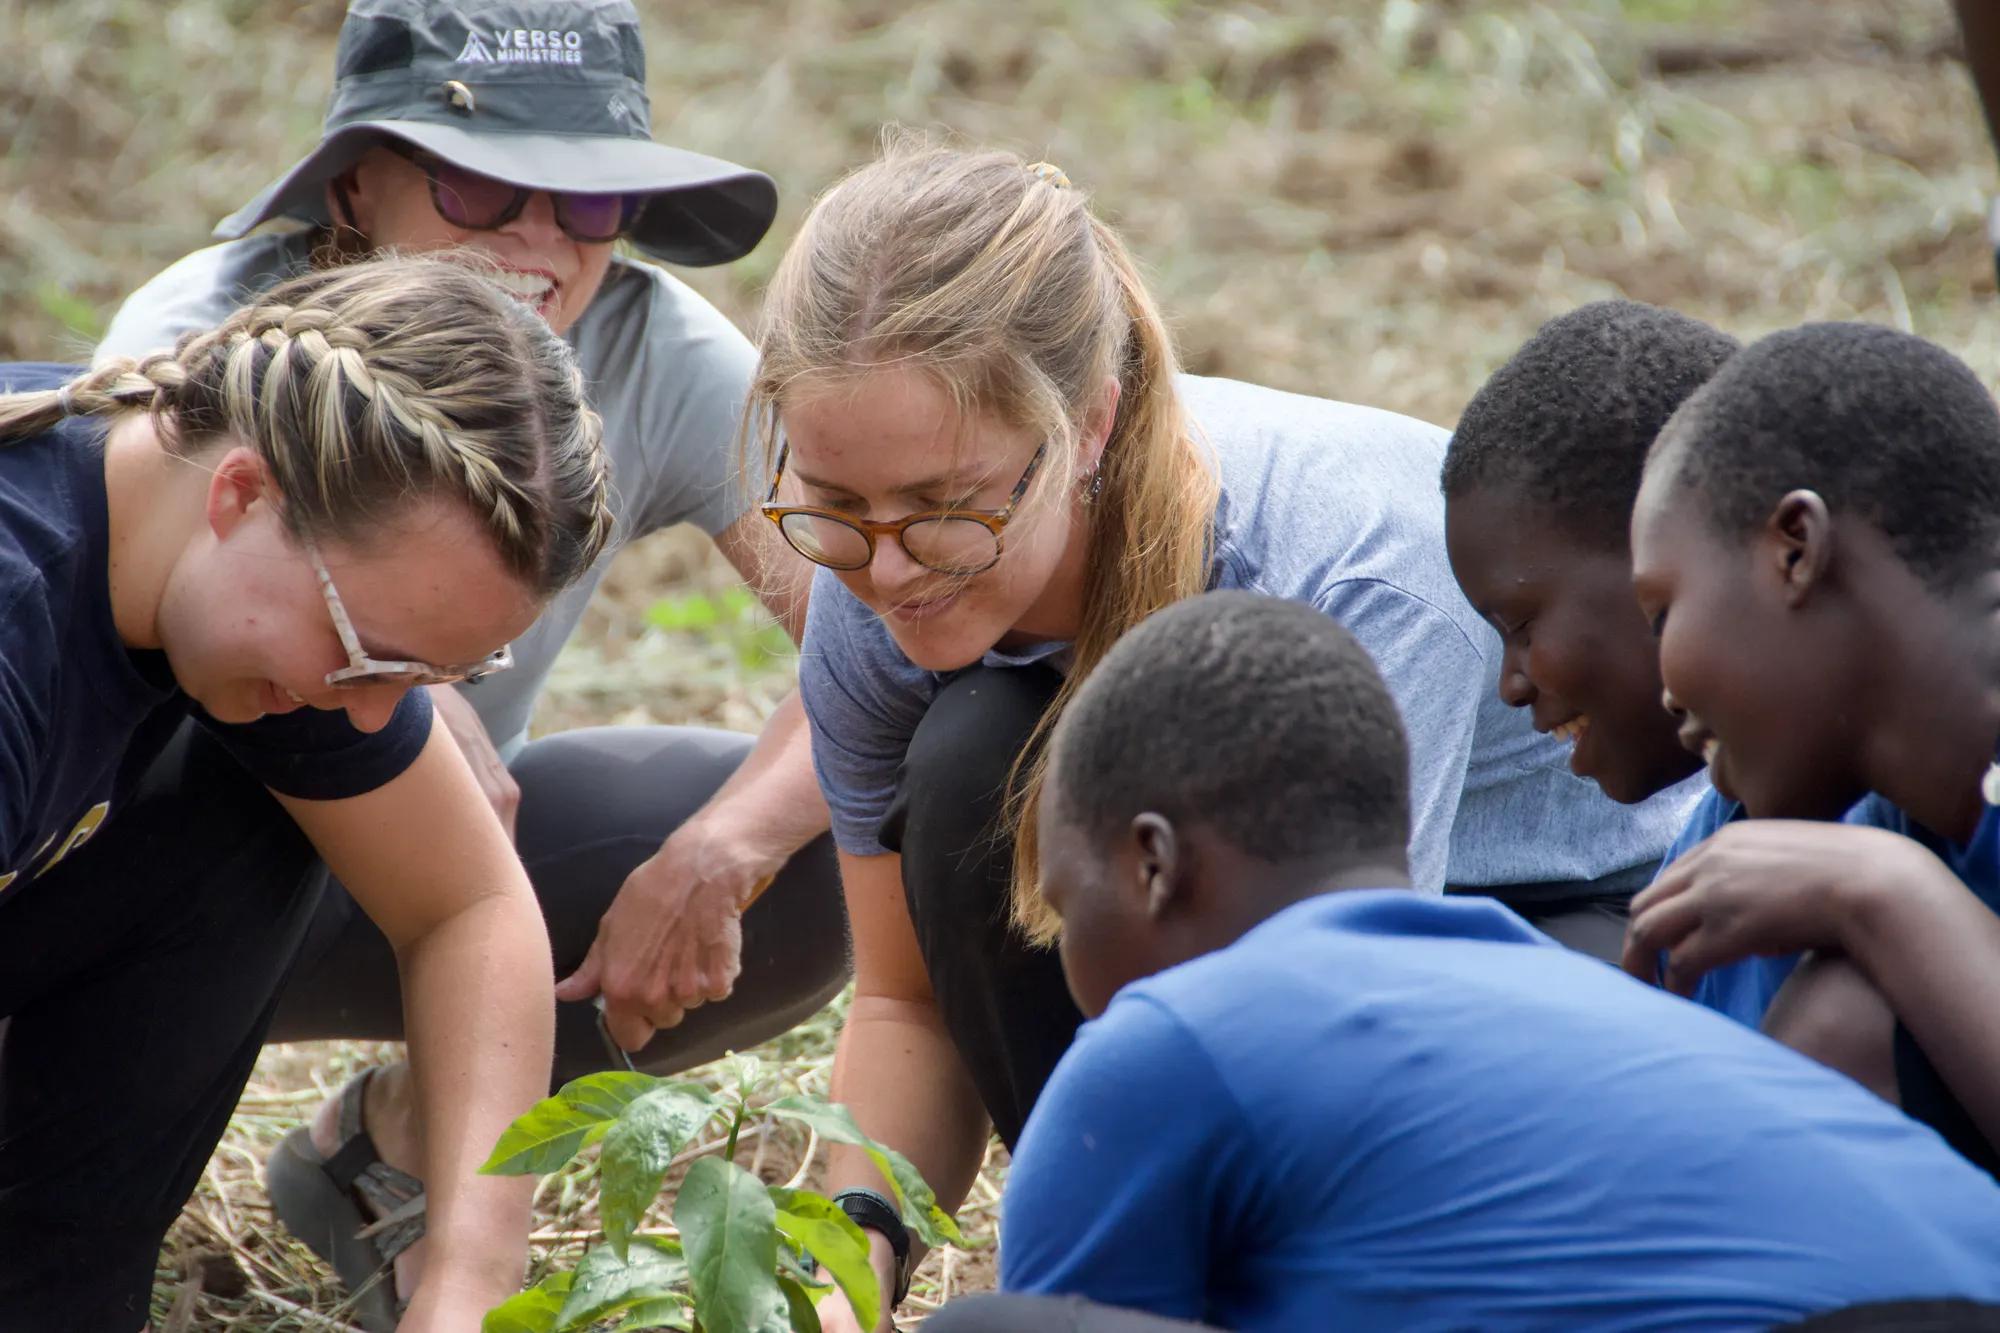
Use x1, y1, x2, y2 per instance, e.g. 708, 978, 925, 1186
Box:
595, 269, 759, 541
1314, 576, 1487, 895
96, 236, 305, 364
796, 569, 937, 857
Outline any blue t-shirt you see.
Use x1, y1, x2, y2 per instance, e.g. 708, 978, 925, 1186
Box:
1843, 791, 2000, 909
1002, 892, 2000, 1332
800, 376, 1702, 899
1660, 788, 1802, 1025
0, 364, 433, 897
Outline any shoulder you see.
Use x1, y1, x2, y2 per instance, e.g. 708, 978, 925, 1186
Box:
98, 233, 311, 361
798, 570, 934, 722
570, 258, 755, 385
1184, 376, 1471, 603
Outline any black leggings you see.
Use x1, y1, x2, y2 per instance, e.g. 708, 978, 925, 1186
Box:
0, 721, 322, 1331
884, 664, 1648, 1149
0, 720, 846, 1329
271, 724, 849, 1087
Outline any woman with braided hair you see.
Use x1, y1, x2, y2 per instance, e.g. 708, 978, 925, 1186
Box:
0, 254, 610, 1331
99, 0, 846, 1317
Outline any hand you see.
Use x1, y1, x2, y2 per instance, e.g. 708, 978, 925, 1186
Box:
1621, 820, 1944, 996
813, 1234, 901, 1333
554, 816, 778, 1053
429, 683, 520, 841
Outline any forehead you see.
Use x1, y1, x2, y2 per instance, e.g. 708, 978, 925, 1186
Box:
781, 366, 1023, 481
1447, 486, 1609, 592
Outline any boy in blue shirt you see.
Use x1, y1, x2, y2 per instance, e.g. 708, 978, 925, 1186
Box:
1441, 300, 1794, 1025
1624, 322, 2000, 1177
973, 591, 2000, 1333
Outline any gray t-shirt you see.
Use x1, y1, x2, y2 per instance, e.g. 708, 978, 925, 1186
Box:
98, 230, 757, 755
800, 375, 1704, 897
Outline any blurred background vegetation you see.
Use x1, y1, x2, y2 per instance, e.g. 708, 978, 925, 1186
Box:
2, 0, 1993, 1324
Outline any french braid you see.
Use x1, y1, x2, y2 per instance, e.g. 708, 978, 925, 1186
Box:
0, 255, 612, 596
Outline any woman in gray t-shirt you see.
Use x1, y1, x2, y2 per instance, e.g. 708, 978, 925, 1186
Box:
749, 139, 1700, 1332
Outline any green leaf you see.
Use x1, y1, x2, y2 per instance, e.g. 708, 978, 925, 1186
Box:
774, 1242, 829, 1289
777, 1275, 823, 1333
763, 1098, 967, 1248
601, 1085, 726, 1258
555, 1237, 689, 1330
482, 1071, 665, 1176
482, 1272, 573, 1333
769, 1189, 878, 1332
673, 1156, 790, 1333
613, 1295, 694, 1331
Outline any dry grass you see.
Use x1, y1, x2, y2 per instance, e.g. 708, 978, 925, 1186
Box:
2, 0, 1996, 1326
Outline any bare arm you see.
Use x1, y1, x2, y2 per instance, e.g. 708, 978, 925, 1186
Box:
819, 850, 990, 1332
278, 715, 552, 1320
1623, 819, 2000, 1149
1833, 841, 2000, 1150
714, 507, 810, 644
1956, 0, 2000, 164
555, 511, 829, 1041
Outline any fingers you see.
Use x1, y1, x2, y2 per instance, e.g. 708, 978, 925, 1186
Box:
553, 942, 603, 1002
603, 1004, 658, 1054
1621, 888, 1704, 983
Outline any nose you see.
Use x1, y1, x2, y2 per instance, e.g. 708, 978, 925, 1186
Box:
1660, 686, 1687, 721
866, 530, 927, 589
340, 683, 408, 735
502, 189, 565, 247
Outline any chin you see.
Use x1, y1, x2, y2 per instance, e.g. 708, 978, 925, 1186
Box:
875, 598, 1008, 673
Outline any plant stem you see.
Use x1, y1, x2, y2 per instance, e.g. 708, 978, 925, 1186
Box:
723, 1100, 746, 1163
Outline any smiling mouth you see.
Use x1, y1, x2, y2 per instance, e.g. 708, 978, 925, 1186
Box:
486, 268, 559, 318
1549, 716, 1591, 746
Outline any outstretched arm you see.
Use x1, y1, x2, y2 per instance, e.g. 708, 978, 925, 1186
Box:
279, 715, 553, 1327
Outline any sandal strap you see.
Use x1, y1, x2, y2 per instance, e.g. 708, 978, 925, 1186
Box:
322, 1068, 383, 1191
320, 1069, 430, 1263
353, 1167, 428, 1263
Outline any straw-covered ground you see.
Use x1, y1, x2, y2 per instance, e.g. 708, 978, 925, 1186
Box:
2, 0, 1996, 1326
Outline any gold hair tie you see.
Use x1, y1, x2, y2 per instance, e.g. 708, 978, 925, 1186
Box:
1027, 161, 1071, 189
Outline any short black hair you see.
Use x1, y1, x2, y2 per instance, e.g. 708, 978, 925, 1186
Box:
1441, 299, 1739, 548
1657, 322, 2000, 592
1048, 591, 1410, 862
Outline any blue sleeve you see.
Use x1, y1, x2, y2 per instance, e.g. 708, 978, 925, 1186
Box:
798, 570, 936, 856
196, 688, 433, 801
1663, 790, 1803, 1026
1001, 996, 1250, 1322
1315, 577, 1484, 893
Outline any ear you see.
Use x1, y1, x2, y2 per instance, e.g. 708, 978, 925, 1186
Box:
1130, 811, 1182, 920
205, 446, 275, 542
1076, 374, 1121, 481
323, 146, 386, 234
1765, 489, 1833, 607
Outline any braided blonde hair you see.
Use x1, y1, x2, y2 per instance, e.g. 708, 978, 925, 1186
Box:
0, 255, 613, 594
748, 137, 1220, 944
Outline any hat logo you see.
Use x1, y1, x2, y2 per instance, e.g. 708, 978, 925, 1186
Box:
455, 30, 494, 63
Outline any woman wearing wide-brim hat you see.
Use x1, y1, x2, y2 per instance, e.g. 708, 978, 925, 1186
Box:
98, 1, 843, 1324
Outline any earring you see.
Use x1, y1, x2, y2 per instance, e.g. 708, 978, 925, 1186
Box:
1079, 467, 1103, 502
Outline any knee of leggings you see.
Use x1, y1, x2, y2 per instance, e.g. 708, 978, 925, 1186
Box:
903, 667, 1060, 816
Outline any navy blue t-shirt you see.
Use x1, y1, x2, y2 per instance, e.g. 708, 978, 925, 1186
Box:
1002, 892, 2000, 1332
0, 363, 432, 896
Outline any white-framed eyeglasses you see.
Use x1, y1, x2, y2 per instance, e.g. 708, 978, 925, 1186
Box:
304, 537, 513, 689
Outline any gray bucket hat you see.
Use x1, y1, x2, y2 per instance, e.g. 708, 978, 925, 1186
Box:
216, 0, 777, 267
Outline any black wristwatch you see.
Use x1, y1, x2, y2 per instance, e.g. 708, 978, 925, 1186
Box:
833, 1186, 913, 1306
